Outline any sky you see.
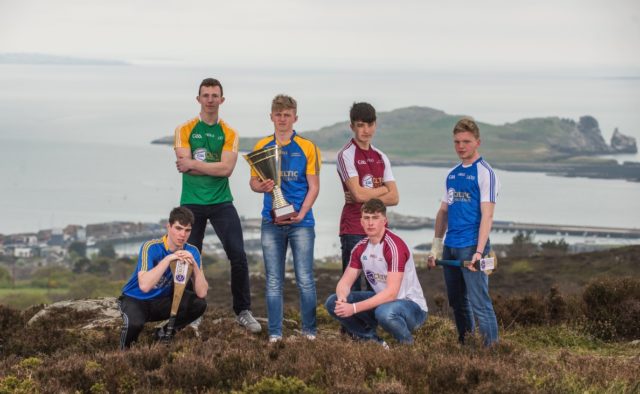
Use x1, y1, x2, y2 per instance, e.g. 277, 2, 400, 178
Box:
1, 0, 639, 73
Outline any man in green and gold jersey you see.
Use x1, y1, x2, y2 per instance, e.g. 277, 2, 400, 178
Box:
173, 78, 261, 333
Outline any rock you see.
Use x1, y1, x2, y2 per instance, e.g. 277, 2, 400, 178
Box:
610, 128, 638, 153
28, 297, 121, 329
575, 116, 610, 153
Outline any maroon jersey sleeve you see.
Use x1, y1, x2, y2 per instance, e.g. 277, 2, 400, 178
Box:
382, 231, 411, 272
348, 238, 369, 270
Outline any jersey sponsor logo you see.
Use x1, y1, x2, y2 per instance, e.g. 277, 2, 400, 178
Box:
193, 148, 207, 161
448, 187, 472, 204
154, 275, 172, 289
364, 270, 387, 285
281, 170, 299, 180
362, 174, 374, 188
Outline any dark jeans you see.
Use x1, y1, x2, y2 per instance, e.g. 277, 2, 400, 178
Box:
183, 202, 251, 314
340, 234, 372, 292
117, 291, 207, 349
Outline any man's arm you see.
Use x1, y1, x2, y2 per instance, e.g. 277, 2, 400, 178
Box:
249, 176, 274, 193
189, 256, 209, 298
286, 174, 319, 224
344, 177, 389, 203
334, 272, 403, 317
335, 267, 361, 302
175, 148, 238, 177
427, 202, 448, 268
469, 202, 495, 269
137, 254, 178, 293
377, 181, 399, 206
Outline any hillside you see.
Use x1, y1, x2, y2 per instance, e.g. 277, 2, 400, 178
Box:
235, 106, 636, 164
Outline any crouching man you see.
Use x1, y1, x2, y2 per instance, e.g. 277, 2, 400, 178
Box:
118, 207, 209, 349
325, 199, 428, 345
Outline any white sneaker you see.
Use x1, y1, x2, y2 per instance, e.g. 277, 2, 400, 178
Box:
304, 334, 316, 341
236, 310, 262, 333
269, 335, 282, 343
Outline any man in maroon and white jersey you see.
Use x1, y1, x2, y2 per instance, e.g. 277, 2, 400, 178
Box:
325, 199, 428, 345
336, 102, 399, 291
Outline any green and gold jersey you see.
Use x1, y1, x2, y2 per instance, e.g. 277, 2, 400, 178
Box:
174, 117, 239, 205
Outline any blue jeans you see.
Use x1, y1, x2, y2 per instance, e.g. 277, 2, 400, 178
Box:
261, 221, 316, 337
340, 234, 372, 292
442, 244, 498, 346
325, 291, 427, 344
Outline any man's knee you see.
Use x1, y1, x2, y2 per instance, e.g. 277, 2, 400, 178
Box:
324, 294, 338, 316
374, 303, 400, 324
192, 297, 207, 318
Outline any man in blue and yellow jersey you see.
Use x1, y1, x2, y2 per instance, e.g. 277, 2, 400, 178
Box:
249, 94, 321, 342
173, 78, 261, 333
118, 207, 208, 349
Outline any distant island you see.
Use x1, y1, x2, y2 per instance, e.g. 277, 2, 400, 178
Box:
152, 106, 639, 182
0, 52, 129, 66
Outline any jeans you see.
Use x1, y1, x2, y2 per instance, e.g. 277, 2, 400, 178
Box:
261, 221, 317, 337
340, 234, 372, 292
325, 291, 427, 344
183, 203, 251, 315
442, 244, 499, 346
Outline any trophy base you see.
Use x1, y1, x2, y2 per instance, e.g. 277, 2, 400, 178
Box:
272, 204, 298, 225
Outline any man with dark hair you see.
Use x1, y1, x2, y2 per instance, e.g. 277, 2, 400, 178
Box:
250, 94, 321, 342
325, 199, 427, 346
427, 117, 501, 347
118, 207, 208, 349
173, 78, 261, 333
337, 102, 399, 291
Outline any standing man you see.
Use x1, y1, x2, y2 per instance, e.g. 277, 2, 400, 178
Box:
249, 94, 321, 342
174, 78, 261, 333
337, 102, 399, 290
118, 207, 208, 349
325, 199, 428, 345
427, 117, 500, 346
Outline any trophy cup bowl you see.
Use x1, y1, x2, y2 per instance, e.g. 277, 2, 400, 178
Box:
244, 145, 297, 224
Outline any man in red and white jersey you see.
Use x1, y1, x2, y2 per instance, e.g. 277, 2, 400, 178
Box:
325, 199, 428, 345
336, 102, 399, 291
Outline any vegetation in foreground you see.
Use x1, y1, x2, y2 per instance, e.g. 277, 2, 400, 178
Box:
0, 276, 638, 394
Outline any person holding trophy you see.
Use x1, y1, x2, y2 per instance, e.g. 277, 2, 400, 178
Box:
118, 207, 208, 349
248, 94, 321, 343
427, 117, 501, 347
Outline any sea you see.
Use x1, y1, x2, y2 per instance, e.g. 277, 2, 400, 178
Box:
1, 65, 639, 258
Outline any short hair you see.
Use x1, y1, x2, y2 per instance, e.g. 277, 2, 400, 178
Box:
199, 78, 224, 97
361, 198, 386, 216
169, 207, 195, 226
271, 94, 297, 114
453, 117, 480, 139
350, 102, 376, 124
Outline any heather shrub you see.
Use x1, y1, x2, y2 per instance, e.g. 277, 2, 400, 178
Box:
582, 276, 640, 340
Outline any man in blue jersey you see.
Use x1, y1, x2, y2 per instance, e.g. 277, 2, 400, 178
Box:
249, 94, 321, 342
427, 118, 501, 346
118, 207, 209, 349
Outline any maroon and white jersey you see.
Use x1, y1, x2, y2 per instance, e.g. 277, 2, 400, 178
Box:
349, 230, 428, 312
337, 139, 395, 235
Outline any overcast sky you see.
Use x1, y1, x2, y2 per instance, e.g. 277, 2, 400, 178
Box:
1, 0, 639, 73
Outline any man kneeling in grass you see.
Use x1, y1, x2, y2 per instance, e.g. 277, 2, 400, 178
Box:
325, 199, 428, 345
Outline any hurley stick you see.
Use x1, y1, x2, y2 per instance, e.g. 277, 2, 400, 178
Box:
163, 259, 193, 342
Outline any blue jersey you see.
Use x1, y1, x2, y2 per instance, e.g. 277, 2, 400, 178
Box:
442, 157, 500, 248
252, 131, 322, 227
122, 235, 201, 300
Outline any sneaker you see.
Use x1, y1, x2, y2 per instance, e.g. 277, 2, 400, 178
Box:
236, 310, 262, 333
304, 334, 316, 341
380, 340, 390, 350
269, 335, 282, 343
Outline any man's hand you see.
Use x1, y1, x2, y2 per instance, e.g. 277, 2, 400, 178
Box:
468, 252, 481, 272
335, 300, 356, 318
255, 179, 275, 193
426, 237, 443, 269
176, 157, 195, 173
344, 191, 354, 204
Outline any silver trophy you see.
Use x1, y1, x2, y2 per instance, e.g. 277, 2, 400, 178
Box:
244, 145, 297, 224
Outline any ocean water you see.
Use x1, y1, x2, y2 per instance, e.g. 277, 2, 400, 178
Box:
1, 65, 639, 257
